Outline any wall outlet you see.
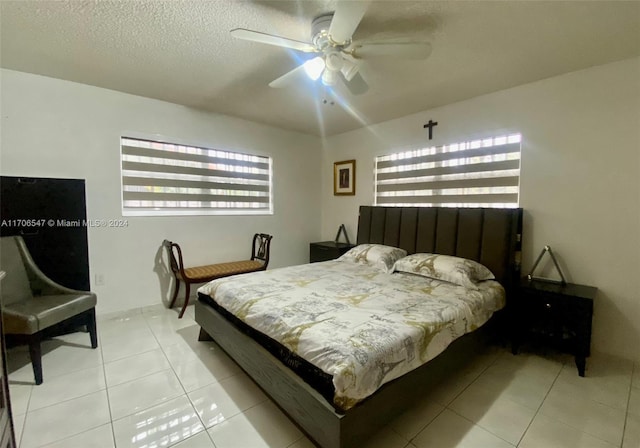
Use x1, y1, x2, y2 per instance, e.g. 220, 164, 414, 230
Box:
95, 273, 105, 286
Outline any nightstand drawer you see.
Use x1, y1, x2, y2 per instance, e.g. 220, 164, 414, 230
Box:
512, 278, 597, 377
520, 288, 592, 324
521, 289, 569, 313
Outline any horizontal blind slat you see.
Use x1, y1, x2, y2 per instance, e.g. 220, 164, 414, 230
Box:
123, 191, 270, 203
122, 161, 269, 181
376, 142, 521, 169
376, 159, 520, 181
122, 145, 269, 170
122, 176, 269, 192
375, 193, 519, 205
123, 208, 270, 214
376, 176, 519, 192
123, 204, 270, 209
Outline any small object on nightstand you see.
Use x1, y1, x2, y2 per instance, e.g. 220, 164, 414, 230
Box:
511, 277, 597, 376
527, 245, 566, 284
309, 241, 354, 263
335, 224, 351, 245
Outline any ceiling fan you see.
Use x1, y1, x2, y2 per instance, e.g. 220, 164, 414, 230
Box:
230, 1, 432, 95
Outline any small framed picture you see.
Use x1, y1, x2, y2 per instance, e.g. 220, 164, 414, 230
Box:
334, 159, 356, 196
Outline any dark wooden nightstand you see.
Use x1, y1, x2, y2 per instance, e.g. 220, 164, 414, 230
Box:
309, 241, 354, 263
511, 277, 597, 376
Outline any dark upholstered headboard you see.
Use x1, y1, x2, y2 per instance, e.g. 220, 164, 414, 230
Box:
357, 206, 522, 290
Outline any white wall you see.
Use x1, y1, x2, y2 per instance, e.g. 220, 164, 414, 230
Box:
321, 57, 640, 362
3, 58, 639, 360
0, 69, 322, 314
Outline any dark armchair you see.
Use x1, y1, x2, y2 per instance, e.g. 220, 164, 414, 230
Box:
163, 233, 272, 318
0, 236, 97, 385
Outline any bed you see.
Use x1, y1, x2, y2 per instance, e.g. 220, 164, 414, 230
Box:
195, 206, 522, 448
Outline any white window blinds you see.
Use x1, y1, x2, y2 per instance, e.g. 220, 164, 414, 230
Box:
375, 134, 521, 208
121, 137, 273, 216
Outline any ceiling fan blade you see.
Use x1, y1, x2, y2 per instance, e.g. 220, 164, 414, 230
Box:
231, 28, 316, 53
269, 64, 308, 89
329, 1, 369, 44
354, 42, 432, 60
340, 71, 369, 95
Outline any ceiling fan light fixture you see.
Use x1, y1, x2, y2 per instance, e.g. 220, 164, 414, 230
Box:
325, 52, 344, 71
321, 69, 337, 86
303, 57, 326, 81
340, 59, 359, 81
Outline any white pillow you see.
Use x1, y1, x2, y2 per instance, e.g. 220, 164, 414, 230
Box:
337, 244, 407, 273
393, 253, 494, 289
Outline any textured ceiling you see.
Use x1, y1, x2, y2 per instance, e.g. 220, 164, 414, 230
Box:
2, 1, 639, 136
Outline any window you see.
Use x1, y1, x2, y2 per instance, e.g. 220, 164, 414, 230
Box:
374, 134, 521, 208
121, 137, 273, 216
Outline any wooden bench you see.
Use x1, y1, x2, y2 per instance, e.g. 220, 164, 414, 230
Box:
163, 233, 272, 318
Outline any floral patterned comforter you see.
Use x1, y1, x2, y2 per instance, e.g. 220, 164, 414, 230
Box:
198, 260, 505, 410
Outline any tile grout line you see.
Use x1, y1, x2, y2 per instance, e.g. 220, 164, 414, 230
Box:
407, 347, 503, 447
25, 344, 108, 448
443, 347, 504, 407
27, 312, 149, 447
104, 348, 175, 389
9, 336, 103, 384
15, 384, 33, 448
105, 308, 176, 446
97, 319, 117, 448
15, 307, 198, 448
439, 351, 498, 409
9, 338, 103, 447
523, 359, 631, 448
445, 407, 518, 447
513, 359, 565, 447
445, 350, 569, 447
15, 354, 107, 415
98, 311, 157, 445
23, 381, 108, 415
166, 304, 283, 447
621, 361, 636, 447
286, 435, 307, 448
401, 405, 447, 446
143, 307, 212, 447
30, 422, 110, 448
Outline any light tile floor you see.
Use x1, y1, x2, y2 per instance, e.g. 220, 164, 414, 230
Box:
6, 304, 640, 448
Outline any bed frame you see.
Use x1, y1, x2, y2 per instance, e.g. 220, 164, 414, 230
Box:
195, 206, 522, 448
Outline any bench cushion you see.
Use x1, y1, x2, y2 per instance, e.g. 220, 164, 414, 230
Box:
182, 260, 264, 282
3, 293, 97, 334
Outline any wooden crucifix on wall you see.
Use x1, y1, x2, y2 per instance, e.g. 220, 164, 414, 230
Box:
423, 119, 438, 140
